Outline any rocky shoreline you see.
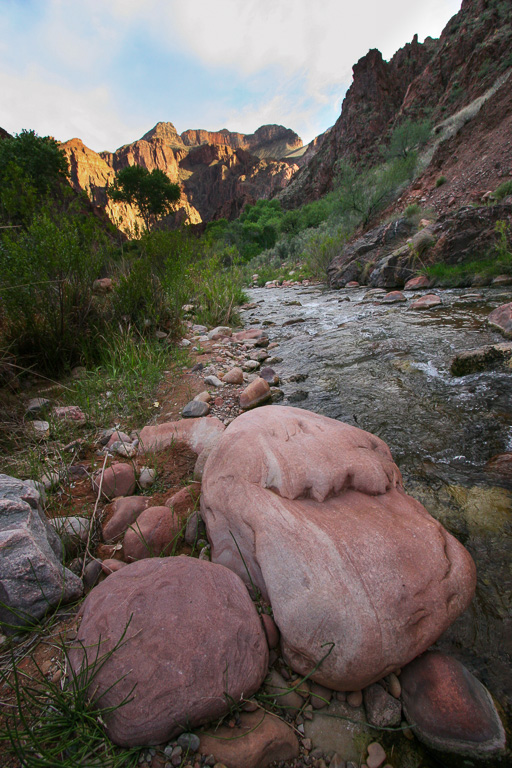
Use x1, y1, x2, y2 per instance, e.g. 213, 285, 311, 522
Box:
1, 287, 511, 768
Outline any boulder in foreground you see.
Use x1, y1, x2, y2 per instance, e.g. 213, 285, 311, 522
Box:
488, 302, 512, 338
201, 406, 476, 691
400, 651, 506, 759
68, 557, 268, 746
0, 474, 82, 632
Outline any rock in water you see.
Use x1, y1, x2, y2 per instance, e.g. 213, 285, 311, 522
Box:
0, 474, 82, 632
68, 558, 268, 746
488, 302, 512, 338
400, 651, 506, 759
200, 406, 476, 691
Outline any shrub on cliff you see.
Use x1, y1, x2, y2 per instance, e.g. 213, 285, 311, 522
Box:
385, 119, 431, 160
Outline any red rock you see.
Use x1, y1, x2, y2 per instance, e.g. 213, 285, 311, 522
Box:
214, 397, 224, 407
233, 329, 265, 342
400, 652, 506, 758
101, 559, 127, 575
102, 496, 150, 542
138, 416, 225, 455
52, 405, 87, 424
239, 378, 271, 410
165, 483, 201, 518
404, 275, 431, 290
311, 682, 332, 709
261, 614, 280, 649
106, 430, 131, 448
92, 463, 137, 501
346, 281, 360, 287
366, 742, 386, 768
380, 291, 406, 303
68, 558, 268, 746
123, 506, 182, 561
363, 684, 401, 727
198, 710, 298, 768
488, 302, 512, 338
409, 293, 442, 310
201, 406, 476, 691
223, 367, 244, 384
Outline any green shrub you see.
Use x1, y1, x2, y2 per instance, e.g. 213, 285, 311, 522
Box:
0, 211, 111, 374
111, 258, 169, 329
404, 203, 421, 218
385, 119, 431, 160
493, 180, 512, 200
436, 176, 447, 187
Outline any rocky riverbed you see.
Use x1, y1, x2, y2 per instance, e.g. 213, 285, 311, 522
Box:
241, 283, 512, 736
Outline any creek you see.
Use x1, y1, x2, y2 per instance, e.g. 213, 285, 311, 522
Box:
245, 283, 512, 735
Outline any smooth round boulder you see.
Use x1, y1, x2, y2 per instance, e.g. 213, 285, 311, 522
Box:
102, 496, 150, 542
488, 302, 512, 338
123, 506, 182, 561
404, 275, 430, 290
68, 558, 268, 747
409, 293, 442, 310
380, 291, 406, 304
92, 463, 136, 500
201, 406, 476, 691
239, 378, 271, 410
400, 651, 506, 759
223, 367, 244, 385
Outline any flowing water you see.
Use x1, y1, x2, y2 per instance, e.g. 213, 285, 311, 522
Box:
246, 284, 512, 733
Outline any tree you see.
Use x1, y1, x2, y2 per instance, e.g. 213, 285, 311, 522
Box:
0, 130, 70, 226
108, 165, 181, 231
385, 119, 431, 160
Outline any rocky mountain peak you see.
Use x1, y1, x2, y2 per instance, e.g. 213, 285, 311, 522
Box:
140, 122, 184, 147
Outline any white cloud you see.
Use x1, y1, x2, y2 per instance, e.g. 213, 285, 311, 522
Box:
0, 66, 146, 150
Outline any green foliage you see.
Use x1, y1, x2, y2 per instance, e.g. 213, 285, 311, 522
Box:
0, 622, 140, 768
385, 119, 431, 160
425, 220, 512, 286
493, 180, 512, 200
0, 210, 112, 374
335, 155, 417, 227
108, 165, 180, 231
436, 175, 447, 187
0, 130, 70, 226
404, 203, 421, 218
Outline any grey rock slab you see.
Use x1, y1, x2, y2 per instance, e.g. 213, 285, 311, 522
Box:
204, 375, 223, 388
0, 474, 82, 632
182, 400, 210, 418
303, 699, 371, 763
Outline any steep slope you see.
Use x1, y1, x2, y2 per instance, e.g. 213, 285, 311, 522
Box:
279, 0, 512, 212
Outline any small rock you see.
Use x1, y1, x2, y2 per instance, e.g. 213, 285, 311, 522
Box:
409, 293, 442, 310
92, 463, 136, 501
330, 755, 345, 768
123, 506, 183, 561
347, 691, 362, 708
40, 471, 60, 490
259, 367, 279, 385
380, 291, 406, 304
194, 390, 212, 403
52, 405, 87, 425
223, 367, 244, 385
93, 277, 113, 294
311, 683, 332, 710
366, 743, 386, 768
239, 378, 271, 411
261, 614, 280, 649
177, 733, 200, 753
182, 400, 210, 418
138, 467, 156, 490
25, 397, 51, 418
101, 559, 127, 575
83, 559, 102, 590
243, 360, 260, 372
179, 339, 191, 348
488, 302, 512, 338
204, 375, 223, 388
363, 684, 401, 728
30, 420, 50, 439
404, 275, 430, 290
287, 390, 309, 403
208, 326, 232, 340
109, 440, 137, 458
385, 672, 401, 699
264, 669, 303, 714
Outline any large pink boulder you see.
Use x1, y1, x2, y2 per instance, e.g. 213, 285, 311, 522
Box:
400, 652, 506, 758
201, 407, 476, 691
68, 558, 268, 746
137, 416, 225, 455
488, 301, 512, 338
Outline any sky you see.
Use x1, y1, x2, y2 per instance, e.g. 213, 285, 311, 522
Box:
1, 0, 463, 153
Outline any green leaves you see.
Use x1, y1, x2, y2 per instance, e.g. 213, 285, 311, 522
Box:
108, 165, 180, 231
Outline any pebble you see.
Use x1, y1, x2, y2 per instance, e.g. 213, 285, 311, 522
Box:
41, 471, 60, 490
138, 466, 156, 489
194, 390, 212, 403
347, 690, 363, 707
31, 420, 50, 438
385, 672, 401, 698
366, 743, 386, 768
177, 733, 200, 752
204, 375, 223, 387
243, 360, 260, 371
182, 400, 210, 418
109, 440, 137, 458
25, 397, 51, 417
